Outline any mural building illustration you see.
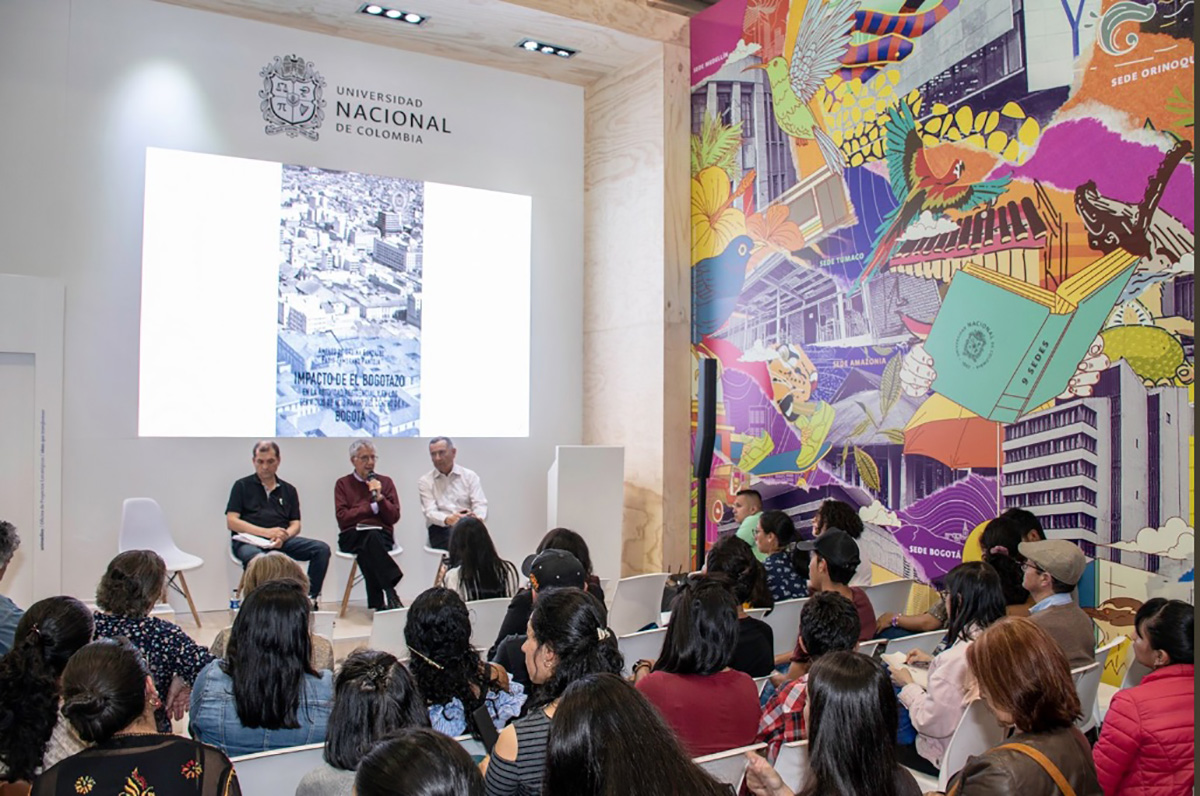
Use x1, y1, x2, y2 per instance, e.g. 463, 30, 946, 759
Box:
690, 0, 1194, 677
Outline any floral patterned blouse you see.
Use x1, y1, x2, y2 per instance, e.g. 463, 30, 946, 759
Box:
30, 734, 240, 796
763, 550, 808, 602
93, 613, 215, 732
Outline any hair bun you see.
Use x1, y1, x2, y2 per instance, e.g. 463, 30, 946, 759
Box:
61, 692, 106, 721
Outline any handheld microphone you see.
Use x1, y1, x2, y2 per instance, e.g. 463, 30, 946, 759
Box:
367, 471, 381, 500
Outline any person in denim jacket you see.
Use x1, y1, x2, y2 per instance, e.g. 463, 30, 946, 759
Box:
190, 580, 333, 756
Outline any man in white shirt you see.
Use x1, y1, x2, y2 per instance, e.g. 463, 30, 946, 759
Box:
418, 436, 488, 549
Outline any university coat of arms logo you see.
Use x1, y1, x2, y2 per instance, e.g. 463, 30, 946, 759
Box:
259, 55, 326, 140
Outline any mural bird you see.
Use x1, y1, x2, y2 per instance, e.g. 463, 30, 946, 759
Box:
746, 0, 860, 176
692, 235, 754, 345
851, 100, 1012, 295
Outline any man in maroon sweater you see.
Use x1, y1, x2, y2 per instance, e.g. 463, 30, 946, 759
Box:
334, 439, 403, 609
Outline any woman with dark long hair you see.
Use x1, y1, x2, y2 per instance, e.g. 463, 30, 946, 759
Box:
442, 518, 520, 601
483, 589, 623, 796
542, 673, 731, 796
755, 510, 807, 601
1093, 598, 1194, 795
189, 579, 333, 756
31, 638, 239, 796
634, 579, 759, 756
889, 561, 1007, 775
297, 650, 430, 796
92, 550, 214, 731
355, 728, 484, 796
703, 535, 775, 677
0, 597, 93, 782
404, 587, 525, 737
745, 651, 921, 796
979, 517, 1032, 615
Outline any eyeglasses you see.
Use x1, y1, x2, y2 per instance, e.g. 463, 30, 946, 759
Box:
1020, 561, 1045, 575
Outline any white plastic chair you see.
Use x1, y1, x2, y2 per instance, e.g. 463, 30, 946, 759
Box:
335, 544, 403, 617
1071, 662, 1103, 733
467, 597, 512, 651
860, 579, 913, 618
694, 742, 766, 789
119, 498, 204, 626
311, 610, 336, 645
905, 698, 1008, 792
230, 742, 324, 795
369, 607, 409, 661
617, 627, 669, 675
774, 740, 810, 791
882, 630, 946, 659
857, 638, 886, 657
599, 577, 615, 609
745, 607, 769, 622
754, 675, 771, 696
609, 573, 669, 637
762, 598, 807, 658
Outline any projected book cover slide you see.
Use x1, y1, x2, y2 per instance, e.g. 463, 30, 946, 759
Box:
276, 165, 424, 437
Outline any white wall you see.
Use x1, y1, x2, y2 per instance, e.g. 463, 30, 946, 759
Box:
0, 0, 584, 609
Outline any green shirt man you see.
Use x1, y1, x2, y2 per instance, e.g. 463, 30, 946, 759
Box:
731, 488, 767, 562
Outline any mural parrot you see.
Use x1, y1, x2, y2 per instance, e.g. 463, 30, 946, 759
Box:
851, 100, 1013, 295
692, 235, 755, 344
746, 0, 861, 176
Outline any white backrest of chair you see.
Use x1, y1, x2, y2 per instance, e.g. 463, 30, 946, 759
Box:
881, 630, 946, 658
745, 607, 769, 622
937, 699, 1007, 791
754, 676, 771, 696
311, 611, 336, 643
693, 743, 766, 789
230, 742, 325, 796
1094, 635, 1126, 667
860, 579, 913, 618
617, 627, 669, 675
1121, 656, 1152, 690
1071, 662, 1103, 732
857, 639, 885, 657
369, 607, 409, 660
609, 573, 669, 637
599, 577, 614, 607
762, 598, 807, 658
774, 740, 810, 792
466, 597, 513, 650
119, 497, 182, 555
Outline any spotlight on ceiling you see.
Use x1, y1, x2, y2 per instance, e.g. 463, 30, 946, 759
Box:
515, 38, 578, 59
358, 3, 427, 25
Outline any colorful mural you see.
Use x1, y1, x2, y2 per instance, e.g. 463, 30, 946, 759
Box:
689, 0, 1195, 632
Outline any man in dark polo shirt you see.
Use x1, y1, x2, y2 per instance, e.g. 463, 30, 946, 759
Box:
226, 440, 330, 604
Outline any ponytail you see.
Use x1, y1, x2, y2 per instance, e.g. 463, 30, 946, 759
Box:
529, 590, 624, 709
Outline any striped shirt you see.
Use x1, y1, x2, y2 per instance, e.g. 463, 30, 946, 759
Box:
484, 707, 551, 796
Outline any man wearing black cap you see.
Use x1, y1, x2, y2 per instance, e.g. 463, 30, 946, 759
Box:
771, 529, 878, 686
488, 549, 588, 689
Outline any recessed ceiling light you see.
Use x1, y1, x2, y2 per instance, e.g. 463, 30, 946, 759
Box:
358, 4, 427, 25
515, 38, 578, 58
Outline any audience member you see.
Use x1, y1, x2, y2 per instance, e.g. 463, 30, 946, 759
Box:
876, 575, 947, 640
419, 436, 489, 551
190, 580, 333, 755
33, 638, 239, 796
0, 521, 22, 656
634, 580, 759, 756
812, 500, 870, 586
355, 728, 485, 796
490, 550, 589, 689
440, 517, 519, 601
757, 591, 861, 757
755, 511, 807, 601
489, 529, 603, 659
890, 561, 1006, 775
210, 552, 334, 670
733, 488, 766, 562
92, 550, 214, 732
979, 516, 1032, 615
483, 589, 622, 796
745, 651, 921, 796
404, 587, 525, 737
542, 673, 732, 796
1019, 539, 1096, 669
334, 439, 403, 610
1093, 598, 1194, 795
946, 617, 1101, 795
773, 530, 874, 686
999, 507, 1046, 543
297, 650, 431, 796
226, 439, 330, 605
704, 535, 775, 677
0, 597, 93, 782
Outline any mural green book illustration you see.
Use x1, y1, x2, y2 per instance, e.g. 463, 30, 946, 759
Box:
926, 249, 1140, 423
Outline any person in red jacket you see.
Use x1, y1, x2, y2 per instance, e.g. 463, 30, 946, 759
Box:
334, 439, 403, 610
1093, 598, 1194, 796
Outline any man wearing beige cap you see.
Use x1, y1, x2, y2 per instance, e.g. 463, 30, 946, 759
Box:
1020, 539, 1097, 668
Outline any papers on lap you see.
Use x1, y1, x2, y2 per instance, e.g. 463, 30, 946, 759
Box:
355, 524, 383, 532
881, 651, 929, 689
232, 533, 274, 548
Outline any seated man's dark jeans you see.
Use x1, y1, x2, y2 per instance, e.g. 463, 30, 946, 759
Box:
231, 536, 331, 599
428, 524, 451, 550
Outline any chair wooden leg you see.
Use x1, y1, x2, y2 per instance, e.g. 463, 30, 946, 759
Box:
340, 559, 359, 618
176, 571, 202, 628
